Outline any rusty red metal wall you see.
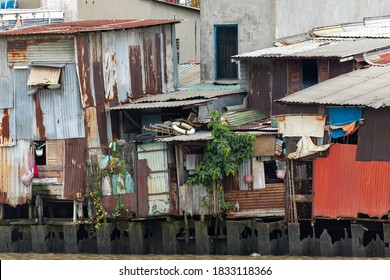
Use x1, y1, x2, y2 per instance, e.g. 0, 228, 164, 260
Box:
329, 59, 354, 78
313, 144, 390, 219
129, 45, 143, 99
271, 59, 288, 116
64, 138, 87, 200
75, 34, 95, 108
248, 62, 271, 115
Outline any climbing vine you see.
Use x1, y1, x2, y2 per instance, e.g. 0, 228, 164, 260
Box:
84, 140, 131, 234
186, 110, 256, 212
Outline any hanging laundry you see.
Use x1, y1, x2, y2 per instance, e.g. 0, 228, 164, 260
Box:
288, 136, 331, 159
277, 115, 326, 138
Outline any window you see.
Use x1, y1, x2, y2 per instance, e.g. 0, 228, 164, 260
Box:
215, 25, 238, 80
34, 140, 63, 166
27, 65, 62, 95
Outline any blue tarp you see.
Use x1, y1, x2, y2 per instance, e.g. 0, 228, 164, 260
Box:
328, 107, 362, 139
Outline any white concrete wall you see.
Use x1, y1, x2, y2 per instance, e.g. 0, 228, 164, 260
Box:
275, 0, 390, 39
200, 0, 275, 82
201, 0, 390, 82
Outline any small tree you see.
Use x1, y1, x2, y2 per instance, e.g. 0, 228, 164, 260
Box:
186, 110, 255, 213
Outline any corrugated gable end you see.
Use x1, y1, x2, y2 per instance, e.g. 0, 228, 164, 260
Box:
7, 36, 75, 67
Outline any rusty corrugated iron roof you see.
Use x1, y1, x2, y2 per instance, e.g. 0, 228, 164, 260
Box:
0, 19, 181, 36
277, 66, 390, 109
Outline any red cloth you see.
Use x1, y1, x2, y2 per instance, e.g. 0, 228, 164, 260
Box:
33, 164, 39, 177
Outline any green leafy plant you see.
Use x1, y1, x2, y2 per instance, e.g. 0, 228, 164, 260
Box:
84, 140, 131, 232
186, 110, 255, 213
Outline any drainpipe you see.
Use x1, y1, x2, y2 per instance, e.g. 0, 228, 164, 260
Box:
73, 200, 77, 222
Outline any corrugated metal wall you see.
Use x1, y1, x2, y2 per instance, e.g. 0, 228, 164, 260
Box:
313, 144, 390, 219
101, 24, 176, 102
14, 65, 85, 140
249, 62, 271, 116
0, 38, 13, 109
63, 138, 87, 200
356, 107, 390, 162
7, 36, 74, 66
329, 59, 354, 79
272, 59, 288, 115
0, 108, 15, 146
137, 142, 170, 215
0, 140, 31, 206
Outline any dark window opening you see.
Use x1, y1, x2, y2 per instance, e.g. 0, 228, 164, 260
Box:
264, 160, 284, 184
4, 204, 29, 219
303, 59, 318, 88
34, 141, 46, 165
215, 25, 238, 80
330, 129, 358, 145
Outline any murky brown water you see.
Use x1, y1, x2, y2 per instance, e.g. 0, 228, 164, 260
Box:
1, 253, 387, 260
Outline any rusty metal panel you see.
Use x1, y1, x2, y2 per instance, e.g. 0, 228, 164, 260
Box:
0, 140, 31, 206
143, 33, 155, 94
63, 138, 87, 200
84, 107, 101, 148
129, 45, 143, 99
115, 30, 130, 103
7, 37, 74, 66
318, 59, 329, 82
313, 144, 390, 219
249, 62, 271, 116
0, 38, 13, 109
102, 31, 118, 103
137, 159, 150, 217
27, 66, 61, 86
329, 59, 354, 79
0, 109, 15, 146
225, 183, 286, 218
137, 142, 170, 215
90, 33, 105, 107
155, 33, 163, 94
75, 34, 95, 108
271, 59, 288, 115
287, 59, 303, 94
356, 107, 390, 161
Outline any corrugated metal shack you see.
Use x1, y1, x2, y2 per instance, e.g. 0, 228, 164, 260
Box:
0, 19, 180, 219
232, 16, 390, 117
277, 64, 390, 220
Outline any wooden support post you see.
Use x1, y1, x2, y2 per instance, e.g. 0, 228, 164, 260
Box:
0, 203, 4, 219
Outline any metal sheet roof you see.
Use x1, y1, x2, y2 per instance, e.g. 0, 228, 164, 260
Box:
157, 131, 277, 142
311, 16, 390, 38
277, 66, 390, 109
130, 88, 244, 103
223, 109, 268, 127
109, 98, 212, 110
178, 63, 200, 87
233, 38, 390, 60
0, 19, 181, 36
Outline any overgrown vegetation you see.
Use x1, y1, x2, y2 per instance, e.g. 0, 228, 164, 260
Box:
84, 140, 131, 236
186, 110, 255, 213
